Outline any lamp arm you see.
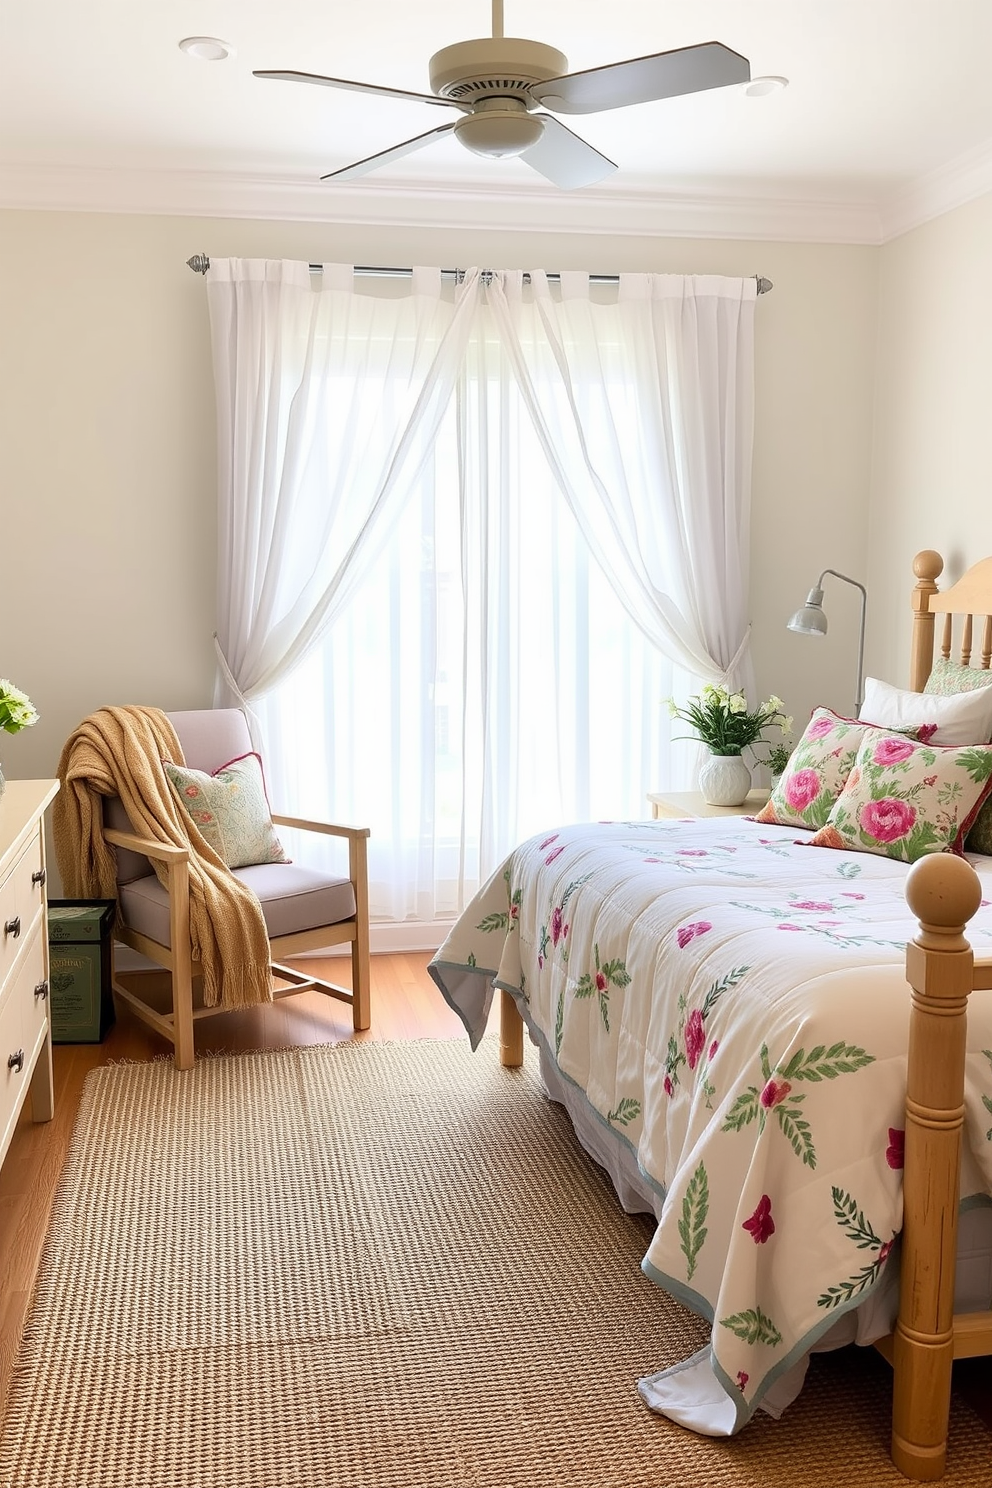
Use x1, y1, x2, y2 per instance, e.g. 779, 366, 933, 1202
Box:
817, 569, 867, 711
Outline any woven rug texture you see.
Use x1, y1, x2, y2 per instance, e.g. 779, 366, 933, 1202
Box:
1, 1037, 990, 1488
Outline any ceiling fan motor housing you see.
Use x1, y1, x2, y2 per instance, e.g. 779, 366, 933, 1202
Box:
428, 37, 568, 107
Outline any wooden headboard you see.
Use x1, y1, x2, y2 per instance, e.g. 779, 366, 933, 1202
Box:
909, 548, 992, 692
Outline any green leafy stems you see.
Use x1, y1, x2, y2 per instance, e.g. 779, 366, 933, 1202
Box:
719, 1306, 783, 1349
679, 1162, 709, 1280
817, 1187, 896, 1309
476, 867, 521, 934
573, 943, 631, 1033
721, 1040, 875, 1169
664, 966, 750, 1102
665, 685, 791, 757
982, 1049, 992, 1140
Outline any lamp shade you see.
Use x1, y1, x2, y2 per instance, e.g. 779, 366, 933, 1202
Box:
787, 587, 827, 636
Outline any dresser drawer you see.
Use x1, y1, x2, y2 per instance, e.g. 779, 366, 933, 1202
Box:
0, 827, 46, 990
0, 927, 49, 1158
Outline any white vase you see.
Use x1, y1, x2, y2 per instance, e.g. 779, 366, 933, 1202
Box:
698, 752, 751, 807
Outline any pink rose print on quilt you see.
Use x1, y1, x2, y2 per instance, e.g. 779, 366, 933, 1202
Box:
807, 715, 838, 741
684, 1009, 706, 1070
886, 1128, 905, 1170
677, 920, 712, 949
859, 797, 917, 844
742, 1194, 776, 1244
759, 1078, 792, 1110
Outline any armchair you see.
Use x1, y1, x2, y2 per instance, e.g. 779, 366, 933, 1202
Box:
99, 709, 370, 1069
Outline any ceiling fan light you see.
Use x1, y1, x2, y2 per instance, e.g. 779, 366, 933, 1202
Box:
178, 36, 234, 63
454, 110, 546, 159
743, 75, 788, 97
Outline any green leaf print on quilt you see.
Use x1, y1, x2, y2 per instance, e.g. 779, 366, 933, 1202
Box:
663, 966, 751, 1101
476, 869, 522, 934
538, 874, 594, 970
982, 1049, 992, 1139
608, 1097, 642, 1128
573, 944, 631, 1033
817, 1187, 896, 1309
679, 1163, 709, 1281
719, 1306, 782, 1348
721, 1040, 874, 1169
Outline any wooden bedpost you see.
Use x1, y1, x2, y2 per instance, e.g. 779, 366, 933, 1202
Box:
500, 989, 525, 1067
909, 550, 943, 692
891, 853, 982, 1480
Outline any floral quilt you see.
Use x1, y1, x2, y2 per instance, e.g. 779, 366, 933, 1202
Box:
428, 815, 992, 1430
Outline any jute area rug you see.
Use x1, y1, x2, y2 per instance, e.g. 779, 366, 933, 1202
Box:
1, 1040, 990, 1488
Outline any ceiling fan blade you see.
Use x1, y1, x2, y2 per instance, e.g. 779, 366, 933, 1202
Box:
520, 115, 617, 191
320, 123, 458, 181
530, 41, 750, 115
254, 69, 466, 112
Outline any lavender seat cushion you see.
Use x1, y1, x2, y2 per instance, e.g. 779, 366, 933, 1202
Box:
119, 862, 357, 948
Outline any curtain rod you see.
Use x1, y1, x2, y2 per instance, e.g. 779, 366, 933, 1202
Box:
185, 255, 772, 294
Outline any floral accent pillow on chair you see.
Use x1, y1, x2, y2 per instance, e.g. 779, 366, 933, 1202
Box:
752, 709, 875, 831
164, 752, 289, 869
806, 732, 992, 863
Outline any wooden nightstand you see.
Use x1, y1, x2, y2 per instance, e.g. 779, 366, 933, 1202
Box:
648, 788, 770, 820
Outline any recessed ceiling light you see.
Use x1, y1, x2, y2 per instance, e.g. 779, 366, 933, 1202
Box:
178, 36, 235, 62
743, 76, 789, 98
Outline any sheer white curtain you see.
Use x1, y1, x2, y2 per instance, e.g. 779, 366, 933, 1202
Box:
205, 261, 756, 933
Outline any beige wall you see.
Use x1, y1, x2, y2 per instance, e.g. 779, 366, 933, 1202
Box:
869, 192, 992, 689
0, 207, 878, 787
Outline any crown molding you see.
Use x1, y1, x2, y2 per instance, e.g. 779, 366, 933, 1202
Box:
879, 137, 992, 241
0, 159, 883, 244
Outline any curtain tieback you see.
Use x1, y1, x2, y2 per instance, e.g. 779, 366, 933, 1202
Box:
718, 626, 752, 687
213, 635, 264, 744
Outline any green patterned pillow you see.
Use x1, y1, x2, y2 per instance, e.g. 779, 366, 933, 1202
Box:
924, 656, 992, 697
164, 752, 289, 869
807, 731, 992, 863
924, 659, 992, 853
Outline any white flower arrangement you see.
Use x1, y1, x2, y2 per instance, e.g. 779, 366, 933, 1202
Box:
667, 684, 791, 757
0, 678, 39, 735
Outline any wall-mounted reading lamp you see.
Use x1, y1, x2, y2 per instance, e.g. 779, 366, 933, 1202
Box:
786, 569, 867, 713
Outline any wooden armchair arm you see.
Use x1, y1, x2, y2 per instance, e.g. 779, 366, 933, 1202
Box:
103, 827, 190, 864
271, 815, 370, 843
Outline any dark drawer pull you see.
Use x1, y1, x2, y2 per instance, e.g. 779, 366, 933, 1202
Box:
7, 1050, 24, 1074
31, 868, 46, 887
3, 916, 20, 939
34, 981, 49, 1001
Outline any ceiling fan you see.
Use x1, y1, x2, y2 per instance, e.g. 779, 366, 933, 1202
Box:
254, 0, 750, 190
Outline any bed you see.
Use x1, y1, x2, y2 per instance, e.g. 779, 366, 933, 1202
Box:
428, 549, 992, 1481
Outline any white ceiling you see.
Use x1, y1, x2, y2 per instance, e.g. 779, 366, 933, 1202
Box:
4, 1, 992, 242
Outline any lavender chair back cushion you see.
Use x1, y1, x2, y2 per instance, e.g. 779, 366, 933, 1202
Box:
108, 710, 254, 884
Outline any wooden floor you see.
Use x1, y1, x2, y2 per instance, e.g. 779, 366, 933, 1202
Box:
0, 950, 476, 1418
2, 951, 991, 1445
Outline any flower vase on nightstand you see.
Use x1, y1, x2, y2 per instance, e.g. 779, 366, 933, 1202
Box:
698, 752, 752, 808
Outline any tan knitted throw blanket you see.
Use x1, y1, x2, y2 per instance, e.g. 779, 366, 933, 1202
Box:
53, 705, 272, 1011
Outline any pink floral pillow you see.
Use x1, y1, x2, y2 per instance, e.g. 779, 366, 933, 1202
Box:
807, 731, 992, 862
752, 709, 875, 831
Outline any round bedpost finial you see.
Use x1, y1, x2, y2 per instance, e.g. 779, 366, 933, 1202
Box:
905, 854, 982, 949
912, 550, 943, 584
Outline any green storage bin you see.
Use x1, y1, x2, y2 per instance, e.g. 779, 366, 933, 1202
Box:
48, 900, 116, 1043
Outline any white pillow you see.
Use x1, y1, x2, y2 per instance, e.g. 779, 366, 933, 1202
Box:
859, 675, 992, 745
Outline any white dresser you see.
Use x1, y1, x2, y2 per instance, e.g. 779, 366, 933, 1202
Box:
0, 779, 59, 1168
